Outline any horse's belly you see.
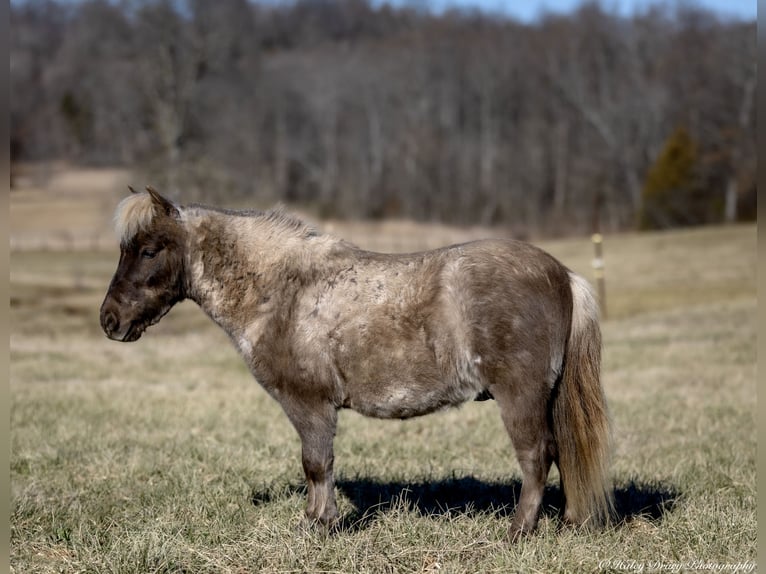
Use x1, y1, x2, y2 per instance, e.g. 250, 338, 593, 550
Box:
313, 287, 487, 418
339, 346, 483, 420
345, 380, 476, 419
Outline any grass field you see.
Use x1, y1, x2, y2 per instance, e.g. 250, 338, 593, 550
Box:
9, 169, 756, 573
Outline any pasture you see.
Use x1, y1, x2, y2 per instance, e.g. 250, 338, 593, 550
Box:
10, 169, 756, 573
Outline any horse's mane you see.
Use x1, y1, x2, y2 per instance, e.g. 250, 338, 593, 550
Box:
187, 202, 320, 239
114, 192, 160, 245
261, 206, 321, 238
114, 192, 320, 245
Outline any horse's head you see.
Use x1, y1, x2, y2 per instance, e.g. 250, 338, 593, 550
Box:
100, 187, 187, 342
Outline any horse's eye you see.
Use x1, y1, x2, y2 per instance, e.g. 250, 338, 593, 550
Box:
141, 249, 158, 259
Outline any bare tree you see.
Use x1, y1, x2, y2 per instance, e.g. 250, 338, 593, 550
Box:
9, 0, 757, 233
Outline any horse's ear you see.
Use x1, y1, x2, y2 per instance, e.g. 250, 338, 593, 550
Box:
145, 186, 179, 218
128, 185, 140, 194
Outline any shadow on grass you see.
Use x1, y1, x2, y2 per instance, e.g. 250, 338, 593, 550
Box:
251, 475, 678, 533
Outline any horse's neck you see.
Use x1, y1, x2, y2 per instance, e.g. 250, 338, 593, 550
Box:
182, 209, 332, 335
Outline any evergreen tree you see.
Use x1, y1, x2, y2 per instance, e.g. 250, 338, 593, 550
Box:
639, 127, 702, 229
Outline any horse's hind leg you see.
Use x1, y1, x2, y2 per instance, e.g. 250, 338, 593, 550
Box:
493, 382, 556, 540
286, 401, 339, 526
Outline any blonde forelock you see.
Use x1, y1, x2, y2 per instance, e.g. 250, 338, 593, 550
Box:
113, 193, 160, 245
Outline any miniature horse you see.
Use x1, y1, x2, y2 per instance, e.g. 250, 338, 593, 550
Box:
100, 187, 613, 539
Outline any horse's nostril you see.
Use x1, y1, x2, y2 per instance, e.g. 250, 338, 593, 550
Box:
102, 310, 119, 335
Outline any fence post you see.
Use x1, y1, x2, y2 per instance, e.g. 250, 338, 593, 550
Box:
591, 233, 607, 319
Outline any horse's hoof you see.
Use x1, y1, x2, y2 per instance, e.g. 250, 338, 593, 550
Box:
298, 514, 339, 536
507, 523, 535, 543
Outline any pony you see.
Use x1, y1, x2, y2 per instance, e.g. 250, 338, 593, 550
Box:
100, 186, 613, 539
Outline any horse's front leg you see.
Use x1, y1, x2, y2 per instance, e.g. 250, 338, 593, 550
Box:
289, 401, 339, 526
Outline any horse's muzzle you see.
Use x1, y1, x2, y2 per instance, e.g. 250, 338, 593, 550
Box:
100, 299, 142, 342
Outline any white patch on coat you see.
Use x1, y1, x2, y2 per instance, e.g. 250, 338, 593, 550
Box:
455, 351, 485, 390
386, 388, 413, 405
187, 255, 225, 323
237, 335, 254, 360
188, 256, 205, 291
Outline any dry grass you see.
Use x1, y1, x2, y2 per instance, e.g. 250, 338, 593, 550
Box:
10, 168, 756, 573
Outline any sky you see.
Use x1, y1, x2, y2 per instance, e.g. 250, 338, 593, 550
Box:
377, 0, 757, 22
9, 0, 757, 21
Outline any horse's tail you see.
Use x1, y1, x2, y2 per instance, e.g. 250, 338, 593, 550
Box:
552, 272, 613, 528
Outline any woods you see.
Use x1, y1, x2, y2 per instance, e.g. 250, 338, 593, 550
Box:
10, 0, 756, 234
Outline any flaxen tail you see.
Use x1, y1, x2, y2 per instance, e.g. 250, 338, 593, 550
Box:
552, 272, 613, 528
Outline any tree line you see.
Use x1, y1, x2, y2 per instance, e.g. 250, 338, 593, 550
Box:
10, 0, 756, 234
